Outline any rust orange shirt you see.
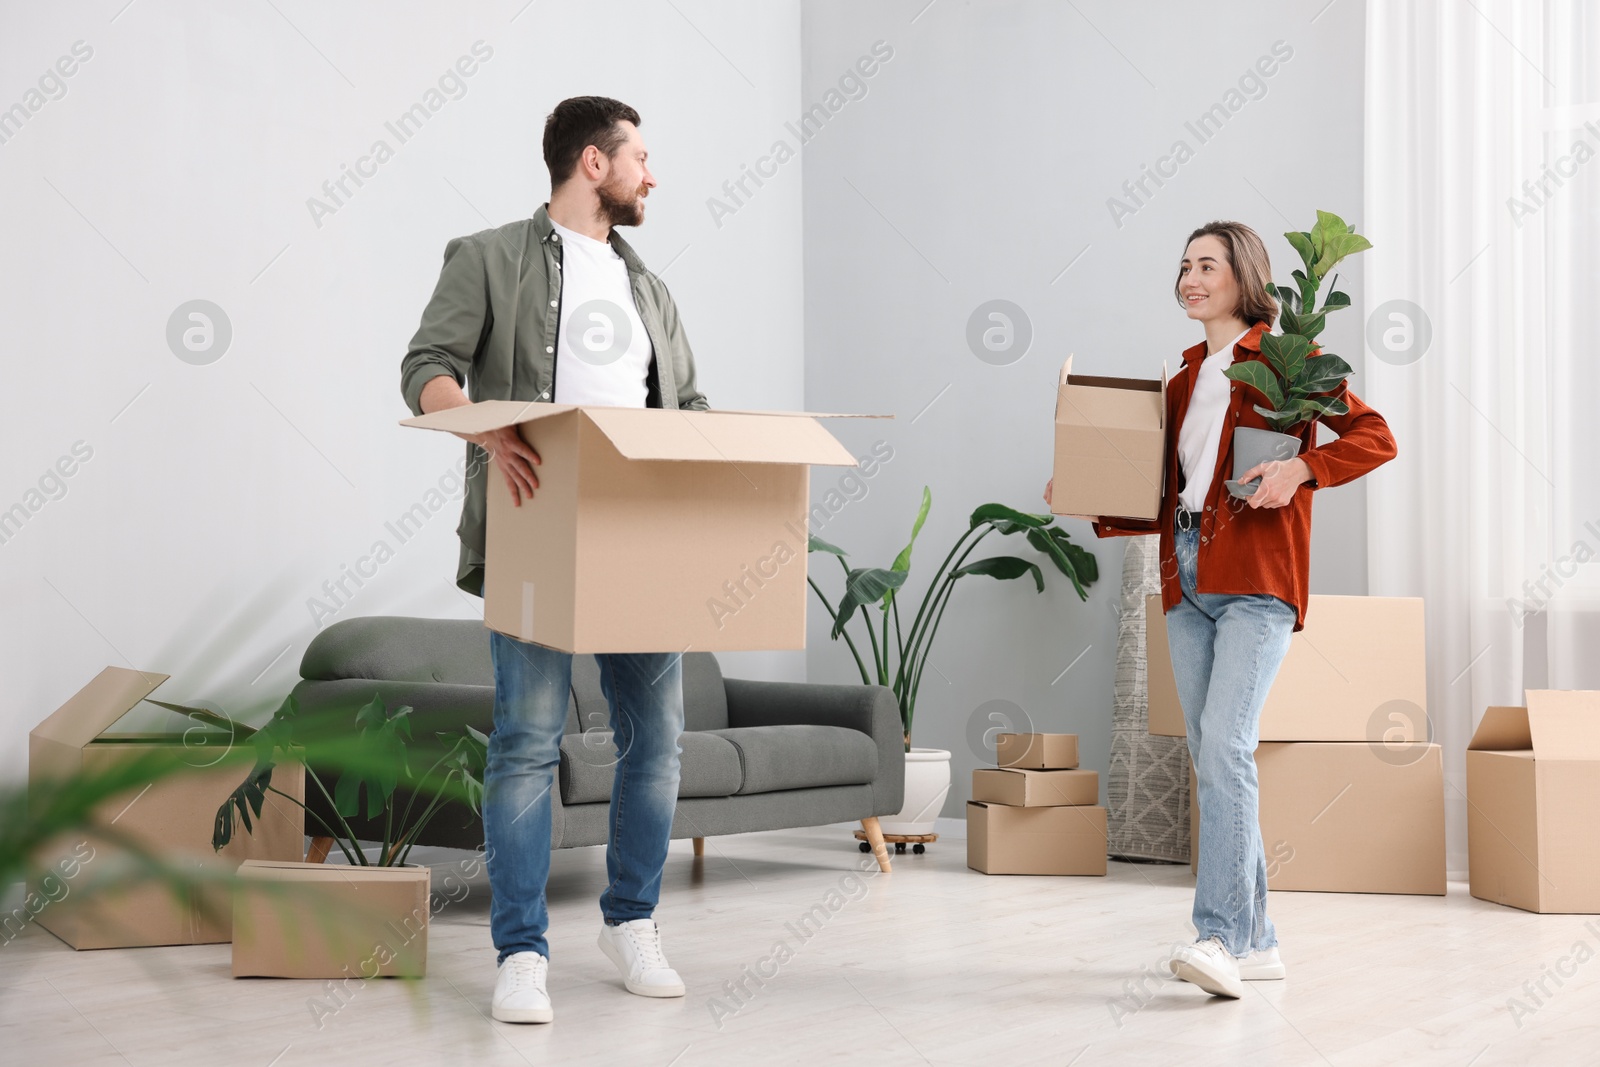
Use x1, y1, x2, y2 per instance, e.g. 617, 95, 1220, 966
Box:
1092, 320, 1397, 631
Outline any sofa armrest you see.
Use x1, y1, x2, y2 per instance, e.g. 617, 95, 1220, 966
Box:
722, 678, 904, 818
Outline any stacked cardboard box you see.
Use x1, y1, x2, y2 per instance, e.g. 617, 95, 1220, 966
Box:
1147, 595, 1446, 896
1050, 358, 1168, 521
967, 732, 1106, 876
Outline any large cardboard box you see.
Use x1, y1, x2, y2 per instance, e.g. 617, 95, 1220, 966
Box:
1051, 357, 1167, 521
1189, 742, 1445, 894
995, 732, 1079, 769
967, 802, 1107, 875
1467, 691, 1600, 913
27, 667, 305, 949
972, 768, 1099, 807
403, 402, 865, 653
1147, 594, 1428, 742
233, 861, 431, 978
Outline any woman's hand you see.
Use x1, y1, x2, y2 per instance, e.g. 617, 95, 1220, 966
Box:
1043, 478, 1099, 523
1239, 457, 1313, 509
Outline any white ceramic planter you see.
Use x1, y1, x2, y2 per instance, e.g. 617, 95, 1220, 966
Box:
879, 748, 952, 836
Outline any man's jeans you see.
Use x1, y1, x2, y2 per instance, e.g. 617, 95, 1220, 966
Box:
1166, 526, 1296, 958
484, 631, 684, 963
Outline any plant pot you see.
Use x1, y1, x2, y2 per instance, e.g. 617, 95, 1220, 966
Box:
1226, 427, 1303, 499
879, 748, 952, 836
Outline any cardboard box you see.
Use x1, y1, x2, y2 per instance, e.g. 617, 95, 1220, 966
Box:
1467, 691, 1600, 913
403, 402, 867, 653
995, 732, 1080, 769
967, 802, 1107, 875
27, 667, 305, 949
232, 860, 431, 978
1147, 594, 1428, 742
1051, 356, 1167, 521
972, 768, 1099, 807
1189, 742, 1445, 895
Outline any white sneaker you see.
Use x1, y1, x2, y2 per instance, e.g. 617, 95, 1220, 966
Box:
1239, 945, 1286, 981
492, 951, 553, 1023
1167, 937, 1244, 999
597, 918, 686, 998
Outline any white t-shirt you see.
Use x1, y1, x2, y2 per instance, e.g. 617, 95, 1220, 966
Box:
548, 218, 653, 407
1176, 328, 1248, 512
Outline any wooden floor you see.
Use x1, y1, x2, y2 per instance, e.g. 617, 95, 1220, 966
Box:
3, 821, 1598, 1066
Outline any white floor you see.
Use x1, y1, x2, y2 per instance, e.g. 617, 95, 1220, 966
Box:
4, 820, 1598, 1066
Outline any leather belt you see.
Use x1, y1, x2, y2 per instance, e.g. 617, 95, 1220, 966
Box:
1174, 505, 1199, 532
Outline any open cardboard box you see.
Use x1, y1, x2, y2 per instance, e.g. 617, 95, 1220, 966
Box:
967, 802, 1107, 876
403, 402, 877, 653
1051, 356, 1167, 521
1468, 690, 1600, 913
1189, 742, 1445, 895
1148, 595, 1428, 742
27, 667, 305, 949
232, 860, 431, 978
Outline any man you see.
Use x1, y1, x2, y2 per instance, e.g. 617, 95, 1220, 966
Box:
399, 96, 709, 1024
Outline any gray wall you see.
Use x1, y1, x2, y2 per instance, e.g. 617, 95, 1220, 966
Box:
0, 0, 806, 783
799, 0, 1370, 817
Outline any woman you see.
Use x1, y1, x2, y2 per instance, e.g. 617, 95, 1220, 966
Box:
1045, 220, 1396, 998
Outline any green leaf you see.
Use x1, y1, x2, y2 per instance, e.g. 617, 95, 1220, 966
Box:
969, 503, 1050, 530
214, 765, 272, 851
952, 555, 1044, 592
1321, 289, 1351, 312
807, 535, 847, 557
832, 567, 908, 639
1284, 230, 1317, 273
1295, 356, 1353, 396
1314, 231, 1372, 278
1025, 527, 1089, 600
1277, 303, 1303, 337
1296, 312, 1327, 340
1225, 360, 1286, 410
1289, 395, 1349, 418
885, 486, 932, 608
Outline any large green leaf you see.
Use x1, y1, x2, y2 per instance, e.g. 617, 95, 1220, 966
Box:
1320, 290, 1352, 312
213, 764, 272, 851
807, 534, 847, 557
1224, 360, 1285, 410
1025, 527, 1088, 600
969, 503, 1050, 530
831, 567, 908, 638
1295, 312, 1327, 340
952, 555, 1044, 592
1288, 395, 1350, 418
885, 485, 932, 608
1285, 230, 1317, 273
1296, 356, 1353, 396
1315, 232, 1373, 278
1268, 280, 1300, 315
1277, 303, 1303, 337
335, 696, 413, 820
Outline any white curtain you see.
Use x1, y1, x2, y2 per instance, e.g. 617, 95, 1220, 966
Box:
1365, 0, 1600, 875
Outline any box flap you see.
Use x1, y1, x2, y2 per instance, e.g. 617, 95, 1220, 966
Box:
30, 667, 170, 749
400, 400, 577, 435
1525, 690, 1600, 760
582, 408, 858, 466
1469, 705, 1533, 751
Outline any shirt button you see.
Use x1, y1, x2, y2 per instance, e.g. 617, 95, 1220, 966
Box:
1201, 536, 1209, 543
550, 300, 557, 307
545, 346, 554, 354
539, 391, 549, 399
551, 234, 560, 241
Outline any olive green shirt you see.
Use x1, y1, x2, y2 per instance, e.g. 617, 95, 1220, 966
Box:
400, 205, 710, 596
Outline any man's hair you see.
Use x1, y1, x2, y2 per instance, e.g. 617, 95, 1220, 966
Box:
543, 96, 641, 188
1174, 220, 1278, 327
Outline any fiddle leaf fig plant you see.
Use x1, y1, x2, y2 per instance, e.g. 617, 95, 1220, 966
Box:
1225, 209, 1372, 432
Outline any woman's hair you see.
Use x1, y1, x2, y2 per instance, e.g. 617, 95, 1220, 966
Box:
1174, 220, 1278, 326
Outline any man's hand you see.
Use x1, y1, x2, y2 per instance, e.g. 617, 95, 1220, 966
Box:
462, 425, 542, 506
1239, 457, 1312, 509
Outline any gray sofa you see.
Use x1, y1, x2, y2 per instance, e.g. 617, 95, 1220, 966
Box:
291, 616, 905, 869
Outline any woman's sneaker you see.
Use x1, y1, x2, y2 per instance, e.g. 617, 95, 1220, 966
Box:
492, 951, 553, 1023
1167, 937, 1244, 998
1239, 946, 1286, 980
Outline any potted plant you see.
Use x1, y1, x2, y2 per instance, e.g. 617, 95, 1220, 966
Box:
808, 489, 1098, 836
1222, 209, 1372, 497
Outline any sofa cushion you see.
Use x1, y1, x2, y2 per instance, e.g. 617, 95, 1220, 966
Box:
569, 652, 728, 733
711, 725, 879, 795
559, 729, 743, 805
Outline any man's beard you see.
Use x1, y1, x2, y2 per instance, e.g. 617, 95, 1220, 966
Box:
596, 175, 646, 228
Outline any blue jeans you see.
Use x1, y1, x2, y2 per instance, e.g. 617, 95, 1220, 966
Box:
484, 631, 684, 963
1165, 526, 1295, 958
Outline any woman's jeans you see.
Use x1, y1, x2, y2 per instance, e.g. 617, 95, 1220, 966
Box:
484, 631, 684, 963
1166, 526, 1296, 957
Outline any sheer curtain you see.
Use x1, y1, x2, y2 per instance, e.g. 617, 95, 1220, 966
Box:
1365, 0, 1600, 875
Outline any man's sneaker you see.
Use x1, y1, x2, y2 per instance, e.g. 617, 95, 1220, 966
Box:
597, 918, 687, 998
1239, 946, 1286, 981
1167, 937, 1244, 998
492, 951, 553, 1023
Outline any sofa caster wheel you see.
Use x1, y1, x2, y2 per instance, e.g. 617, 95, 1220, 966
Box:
912, 843, 925, 855
858, 841, 871, 853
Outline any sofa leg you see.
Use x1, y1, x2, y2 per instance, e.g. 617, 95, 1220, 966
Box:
692, 837, 705, 857
860, 817, 892, 873
306, 836, 334, 864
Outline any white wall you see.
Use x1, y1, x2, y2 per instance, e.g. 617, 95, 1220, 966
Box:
0, 0, 806, 784
798, 0, 1369, 817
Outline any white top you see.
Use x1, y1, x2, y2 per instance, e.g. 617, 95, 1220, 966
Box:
548, 218, 653, 407
1176, 328, 1249, 512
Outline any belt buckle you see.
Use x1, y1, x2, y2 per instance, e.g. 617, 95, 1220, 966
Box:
1175, 506, 1194, 532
